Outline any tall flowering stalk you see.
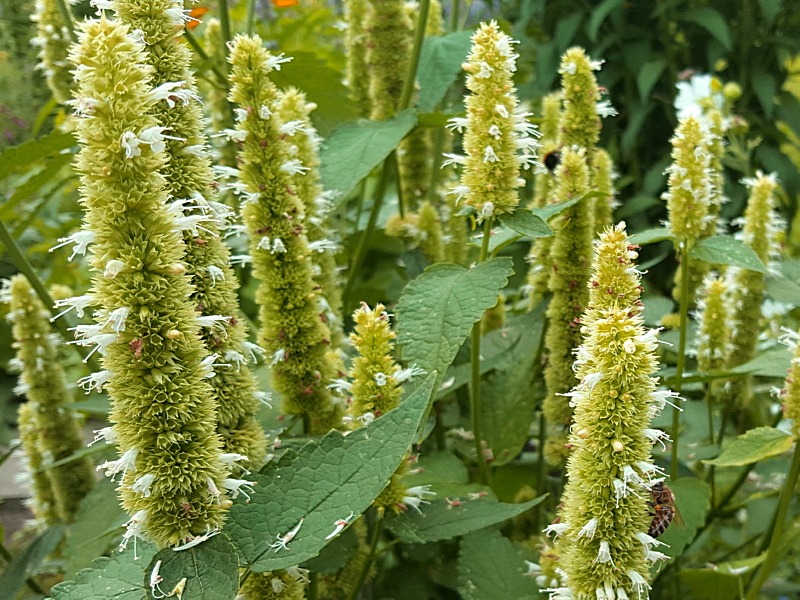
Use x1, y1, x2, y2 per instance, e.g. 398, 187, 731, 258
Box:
202, 18, 238, 168
68, 17, 231, 548
3, 275, 94, 524
544, 224, 671, 600
228, 35, 342, 435
30, 0, 74, 104
592, 148, 616, 233
364, 0, 412, 120
344, 0, 371, 117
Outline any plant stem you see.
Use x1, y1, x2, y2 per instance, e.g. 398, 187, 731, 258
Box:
0, 218, 101, 371
246, 0, 257, 35
183, 29, 229, 87
450, 0, 460, 32
308, 572, 319, 600
397, 0, 431, 112
54, 0, 76, 42
218, 0, 233, 47
347, 510, 385, 600
470, 218, 493, 485
744, 445, 800, 600
670, 244, 690, 480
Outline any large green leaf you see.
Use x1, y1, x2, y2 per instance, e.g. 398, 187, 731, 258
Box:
386, 496, 545, 543
689, 235, 767, 273
497, 210, 553, 239
0, 525, 65, 599
705, 426, 794, 467
682, 7, 732, 50
731, 346, 792, 378
0, 130, 75, 180
416, 31, 473, 112
587, 0, 624, 42
658, 477, 711, 559
146, 533, 239, 600
225, 374, 435, 572
49, 541, 158, 600
396, 258, 514, 379
637, 58, 667, 101
457, 528, 531, 600
629, 227, 674, 246
680, 569, 740, 600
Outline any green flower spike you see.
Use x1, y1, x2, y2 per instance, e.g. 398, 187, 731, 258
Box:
238, 567, 309, 599
344, 0, 371, 117
416, 200, 446, 263
542, 147, 593, 464
717, 172, 781, 414
112, 0, 267, 468
442, 194, 468, 265
228, 35, 342, 435
16, 402, 60, 527
695, 275, 730, 377
3, 275, 94, 524
592, 148, 616, 233
447, 21, 538, 222
31, 0, 74, 104
558, 47, 610, 151
779, 329, 800, 438
276, 87, 345, 346
365, 0, 412, 120
69, 17, 231, 549
544, 223, 671, 600
202, 18, 238, 168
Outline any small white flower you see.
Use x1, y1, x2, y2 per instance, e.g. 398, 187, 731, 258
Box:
495, 104, 509, 118
628, 569, 651, 597
576, 518, 598, 540
442, 153, 467, 167
206, 265, 225, 286
260, 104, 272, 119
241, 341, 266, 362
645, 548, 670, 562
488, 125, 502, 139
220, 453, 250, 468
279, 120, 306, 136
483, 145, 499, 163
593, 540, 615, 567
308, 240, 339, 253
88, 425, 116, 446
328, 378, 352, 392
49, 230, 95, 260
51, 294, 95, 320
476, 61, 493, 78
225, 351, 247, 370
223, 478, 257, 501
105, 307, 130, 333
271, 238, 287, 253
635, 461, 667, 480
596, 99, 617, 118
622, 465, 644, 486
280, 159, 309, 175
234, 108, 249, 122
120, 131, 143, 159
446, 117, 469, 133
395, 365, 425, 383
543, 523, 569, 538
402, 485, 435, 513
563, 61, 577, 75
89, 0, 113, 12
271, 348, 287, 366
479, 201, 495, 220
447, 185, 471, 202
265, 53, 292, 71
271, 578, 286, 594
643, 428, 671, 451
374, 372, 388, 386
119, 509, 148, 557
97, 447, 139, 481
131, 473, 156, 497
104, 259, 125, 278
358, 412, 375, 426
254, 390, 273, 407
150, 81, 197, 108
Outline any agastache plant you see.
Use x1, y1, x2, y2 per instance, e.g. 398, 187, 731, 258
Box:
68, 16, 230, 548
227, 35, 342, 435
344, 0, 371, 117
544, 224, 669, 600
30, 0, 75, 104
3, 275, 94, 523
447, 20, 538, 222
238, 567, 309, 599
364, 0, 411, 120
111, 0, 267, 468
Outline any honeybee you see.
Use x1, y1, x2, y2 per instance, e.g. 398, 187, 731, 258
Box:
647, 481, 683, 538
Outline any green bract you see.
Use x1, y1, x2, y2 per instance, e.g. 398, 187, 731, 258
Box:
69, 16, 229, 549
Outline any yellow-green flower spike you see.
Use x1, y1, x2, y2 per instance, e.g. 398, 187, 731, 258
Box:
448, 21, 538, 222
539, 91, 563, 144
276, 87, 345, 346
16, 402, 60, 527
558, 47, 606, 151
3, 275, 94, 523
202, 18, 237, 168
592, 149, 616, 233
238, 568, 309, 599
365, 0, 412, 120
542, 147, 593, 457
30, 0, 74, 104
344, 0, 371, 117
399, 128, 433, 209
69, 17, 229, 548
695, 275, 730, 376
425, 0, 443, 35
228, 35, 342, 435
547, 223, 669, 600
481, 295, 506, 335
779, 329, 800, 438
442, 194, 468, 265
718, 173, 781, 413
663, 115, 714, 246
416, 200, 445, 263
112, 0, 267, 469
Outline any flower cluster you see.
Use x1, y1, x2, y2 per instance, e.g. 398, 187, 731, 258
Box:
364, 0, 412, 120
447, 21, 539, 222
237, 567, 309, 600
344, 0, 371, 117
30, 0, 75, 104
558, 47, 613, 151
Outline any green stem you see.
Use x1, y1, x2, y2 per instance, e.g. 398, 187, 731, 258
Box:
0, 541, 47, 596
308, 572, 319, 600
246, 0, 257, 35
54, 0, 76, 42
670, 244, 690, 480
397, 0, 431, 112
426, 125, 446, 205
744, 445, 800, 600
450, 0, 460, 32
0, 217, 101, 371
343, 157, 393, 308
183, 29, 229, 87
470, 218, 493, 485
347, 511, 385, 600
218, 0, 233, 47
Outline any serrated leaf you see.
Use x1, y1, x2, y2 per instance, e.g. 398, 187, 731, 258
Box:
320, 109, 417, 200
689, 235, 767, 272
629, 227, 674, 246
0, 131, 75, 180
484, 227, 522, 254
64, 478, 127, 579
457, 528, 531, 600
532, 197, 580, 222
396, 258, 514, 380
146, 533, 238, 600
0, 525, 65, 599
497, 210, 553, 239
225, 374, 435, 572
417, 31, 473, 112
49, 541, 158, 600
682, 7, 732, 50
704, 426, 794, 467
658, 478, 711, 559
731, 345, 792, 377
387, 496, 545, 543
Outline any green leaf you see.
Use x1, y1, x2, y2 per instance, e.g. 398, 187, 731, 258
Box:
497, 210, 553, 239
682, 7, 732, 50
0, 152, 74, 220
752, 71, 777, 118
300, 526, 359, 574
64, 478, 127, 579
731, 346, 792, 378
402, 451, 470, 493
146, 533, 239, 600
531, 197, 580, 222
637, 58, 667, 101
0, 525, 65, 599
49, 541, 158, 600
417, 31, 473, 113
705, 426, 794, 467
483, 227, 522, 255
320, 109, 417, 200
457, 528, 531, 600
629, 227, 674, 246
689, 235, 767, 273
387, 496, 545, 543
680, 569, 740, 600
396, 258, 515, 379
658, 478, 711, 559
225, 374, 436, 572
0, 130, 75, 181
587, 0, 624, 42
759, 0, 783, 25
